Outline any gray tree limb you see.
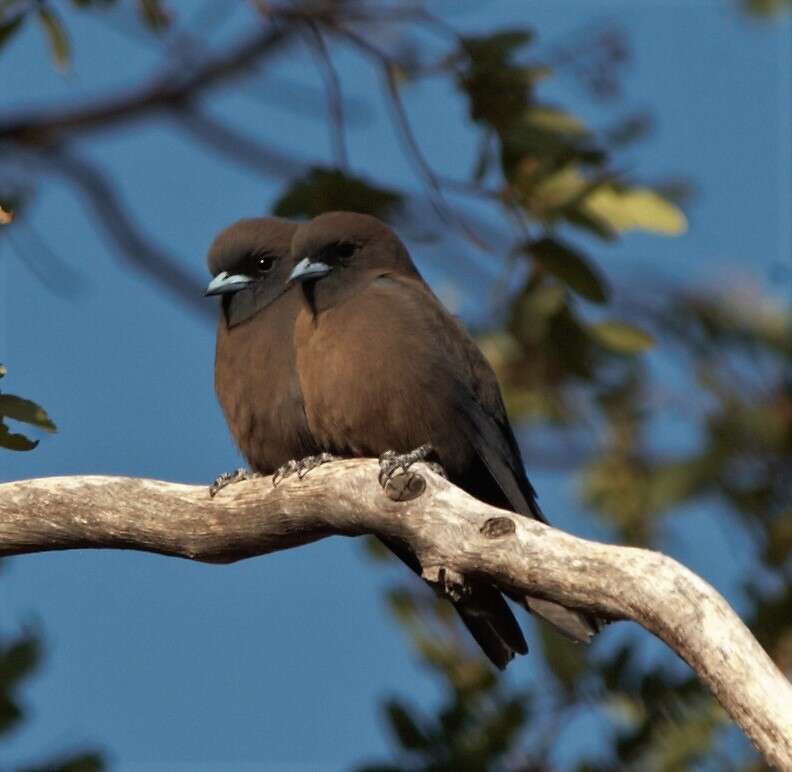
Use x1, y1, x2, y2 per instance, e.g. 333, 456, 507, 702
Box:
0, 26, 289, 145
1, 461, 790, 769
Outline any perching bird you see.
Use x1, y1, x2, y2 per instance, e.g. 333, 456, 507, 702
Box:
206, 217, 318, 483
206, 217, 527, 669
285, 211, 601, 667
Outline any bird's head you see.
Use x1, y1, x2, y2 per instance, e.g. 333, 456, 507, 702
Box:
287, 212, 417, 295
205, 217, 297, 327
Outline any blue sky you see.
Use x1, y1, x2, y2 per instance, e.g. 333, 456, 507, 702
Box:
1, 2, 789, 769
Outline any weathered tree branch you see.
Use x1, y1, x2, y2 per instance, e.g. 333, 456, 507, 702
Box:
35, 146, 211, 320
0, 25, 290, 146
1, 461, 790, 768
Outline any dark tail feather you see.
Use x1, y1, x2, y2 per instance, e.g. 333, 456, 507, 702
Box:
523, 596, 603, 643
456, 608, 516, 670
378, 537, 527, 669
455, 583, 528, 670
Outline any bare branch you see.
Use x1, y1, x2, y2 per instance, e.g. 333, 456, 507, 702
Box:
328, 23, 490, 250
305, 22, 349, 170
0, 25, 290, 145
174, 108, 305, 179
38, 147, 211, 320
1, 462, 791, 768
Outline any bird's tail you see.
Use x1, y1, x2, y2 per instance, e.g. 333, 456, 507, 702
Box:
454, 583, 528, 670
379, 536, 528, 670
522, 596, 604, 643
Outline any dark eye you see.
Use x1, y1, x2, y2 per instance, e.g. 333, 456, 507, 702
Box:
333, 242, 356, 260
255, 255, 275, 274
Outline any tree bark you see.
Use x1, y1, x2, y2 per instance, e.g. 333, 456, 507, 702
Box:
1, 461, 790, 769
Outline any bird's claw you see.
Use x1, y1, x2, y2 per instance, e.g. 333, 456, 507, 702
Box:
378, 444, 446, 489
208, 468, 261, 498
272, 459, 298, 486
272, 453, 340, 486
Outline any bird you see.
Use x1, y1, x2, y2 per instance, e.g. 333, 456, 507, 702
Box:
284, 211, 601, 668
206, 217, 528, 670
205, 217, 319, 490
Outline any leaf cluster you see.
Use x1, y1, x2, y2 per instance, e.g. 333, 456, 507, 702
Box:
0, 365, 56, 452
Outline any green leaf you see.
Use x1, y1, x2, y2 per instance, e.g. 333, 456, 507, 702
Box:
0, 636, 40, 686
273, 167, 402, 221
386, 588, 418, 625
457, 29, 537, 130
0, 421, 38, 451
138, 0, 170, 32
0, 12, 24, 52
527, 237, 609, 303
0, 691, 23, 734
538, 624, 587, 694
0, 394, 57, 431
744, 0, 792, 17
361, 534, 392, 562
462, 30, 534, 61
20, 752, 106, 772
384, 700, 430, 750
583, 185, 687, 236
355, 766, 404, 772
524, 106, 588, 135
518, 166, 589, 213
36, 6, 70, 71
562, 203, 618, 241
589, 321, 655, 354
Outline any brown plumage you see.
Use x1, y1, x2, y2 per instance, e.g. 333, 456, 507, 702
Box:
207, 217, 316, 474
207, 218, 522, 667
288, 211, 601, 668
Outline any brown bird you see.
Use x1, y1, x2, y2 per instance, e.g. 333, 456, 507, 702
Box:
285, 211, 601, 668
206, 217, 526, 669
206, 217, 318, 488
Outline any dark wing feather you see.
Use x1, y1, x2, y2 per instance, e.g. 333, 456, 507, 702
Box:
454, 392, 547, 523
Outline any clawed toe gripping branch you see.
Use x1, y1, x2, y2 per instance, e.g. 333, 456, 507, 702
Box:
1, 460, 791, 768
209, 468, 262, 497
272, 452, 341, 486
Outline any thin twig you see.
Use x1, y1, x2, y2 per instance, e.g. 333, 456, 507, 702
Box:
329, 23, 489, 250
305, 21, 349, 170
36, 147, 211, 320
174, 108, 305, 179
0, 25, 290, 145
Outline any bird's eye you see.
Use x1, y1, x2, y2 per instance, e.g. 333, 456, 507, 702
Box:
256, 256, 275, 274
332, 242, 356, 261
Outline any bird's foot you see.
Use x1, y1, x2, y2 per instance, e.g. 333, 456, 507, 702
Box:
208, 468, 262, 498
272, 452, 340, 486
422, 565, 470, 603
378, 444, 446, 489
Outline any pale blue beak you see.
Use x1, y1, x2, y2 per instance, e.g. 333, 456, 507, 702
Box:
205, 271, 253, 296
288, 258, 332, 283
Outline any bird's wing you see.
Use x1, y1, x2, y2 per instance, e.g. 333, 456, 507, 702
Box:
455, 338, 548, 523
453, 393, 546, 522
379, 273, 547, 522
371, 274, 599, 644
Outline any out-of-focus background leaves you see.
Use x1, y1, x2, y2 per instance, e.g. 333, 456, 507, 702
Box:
0, 1, 789, 770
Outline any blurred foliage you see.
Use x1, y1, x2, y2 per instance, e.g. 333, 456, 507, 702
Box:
0, 364, 82, 765
743, 0, 792, 16
356, 587, 534, 772
0, 623, 105, 770
274, 166, 403, 220
0, 365, 56, 451
1, 1, 790, 770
